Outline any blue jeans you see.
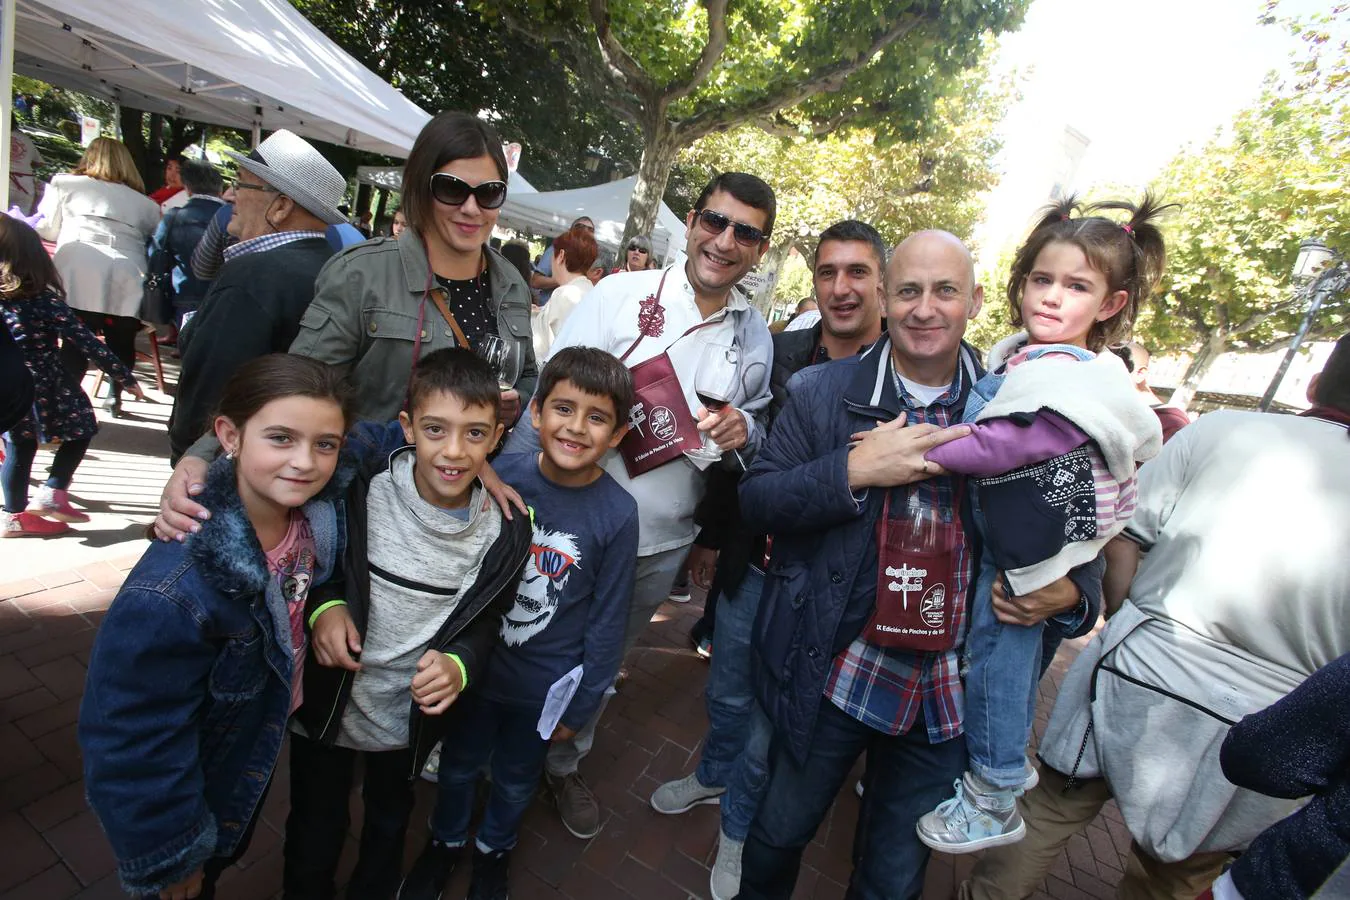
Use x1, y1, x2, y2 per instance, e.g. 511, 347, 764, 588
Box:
963, 494, 1045, 790
740, 699, 967, 900
693, 567, 772, 841
433, 691, 550, 852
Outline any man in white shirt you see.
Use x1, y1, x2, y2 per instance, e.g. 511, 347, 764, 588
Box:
504, 172, 777, 839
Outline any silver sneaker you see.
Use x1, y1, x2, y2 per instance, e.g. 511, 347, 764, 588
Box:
709, 829, 743, 900
915, 772, 1025, 854
649, 772, 724, 814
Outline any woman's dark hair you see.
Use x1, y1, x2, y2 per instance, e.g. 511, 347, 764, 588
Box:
553, 225, 599, 276
0, 215, 64, 300
401, 112, 509, 236
500, 241, 533, 285
693, 172, 776, 238
534, 347, 635, 430
407, 347, 501, 419
1007, 193, 1175, 351
215, 354, 356, 431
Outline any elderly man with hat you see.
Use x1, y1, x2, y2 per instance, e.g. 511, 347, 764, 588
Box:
168, 129, 348, 463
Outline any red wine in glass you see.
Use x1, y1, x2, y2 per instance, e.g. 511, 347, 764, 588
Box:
696, 391, 730, 412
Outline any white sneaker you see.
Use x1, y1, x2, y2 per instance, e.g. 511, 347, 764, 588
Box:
649, 772, 724, 814
709, 829, 743, 900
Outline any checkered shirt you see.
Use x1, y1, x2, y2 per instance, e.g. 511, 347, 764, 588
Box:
222, 230, 326, 262
822, 360, 974, 743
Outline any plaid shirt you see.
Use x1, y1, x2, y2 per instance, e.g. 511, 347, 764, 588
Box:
222, 229, 326, 262
823, 358, 974, 743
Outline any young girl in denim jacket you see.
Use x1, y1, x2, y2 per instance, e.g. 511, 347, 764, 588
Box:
79, 354, 355, 899
915, 197, 1169, 853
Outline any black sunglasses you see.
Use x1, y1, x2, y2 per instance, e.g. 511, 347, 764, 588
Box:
694, 209, 768, 246
626, 243, 649, 253
428, 172, 508, 209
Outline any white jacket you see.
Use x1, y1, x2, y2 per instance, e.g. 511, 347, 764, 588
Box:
36, 174, 161, 318
1040, 411, 1350, 860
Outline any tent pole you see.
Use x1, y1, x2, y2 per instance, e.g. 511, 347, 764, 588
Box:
1, 0, 17, 211
251, 121, 261, 148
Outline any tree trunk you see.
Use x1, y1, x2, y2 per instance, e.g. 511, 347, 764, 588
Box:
1169, 330, 1227, 412
756, 238, 795, 316
622, 121, 681, 250
120, 107, 148, 184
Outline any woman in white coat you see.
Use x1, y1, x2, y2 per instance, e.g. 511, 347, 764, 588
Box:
37, 138, 160, 415
531, 225, 599, 362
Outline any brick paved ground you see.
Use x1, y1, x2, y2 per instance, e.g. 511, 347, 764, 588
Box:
0, 560, 1131, 900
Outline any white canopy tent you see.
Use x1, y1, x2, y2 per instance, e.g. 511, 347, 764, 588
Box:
1, 0, 431, 207
355, 167, 687, 261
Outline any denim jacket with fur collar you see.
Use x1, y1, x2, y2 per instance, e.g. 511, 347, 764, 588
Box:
79, 453, 350, 896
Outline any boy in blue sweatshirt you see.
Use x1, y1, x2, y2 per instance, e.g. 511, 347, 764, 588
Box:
400, 347, 639, 900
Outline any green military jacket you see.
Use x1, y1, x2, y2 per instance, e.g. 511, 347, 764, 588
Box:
290, 228, 537, 422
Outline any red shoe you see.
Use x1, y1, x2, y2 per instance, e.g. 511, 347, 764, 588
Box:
29, 487, 91, 523
3, 511, 72, 537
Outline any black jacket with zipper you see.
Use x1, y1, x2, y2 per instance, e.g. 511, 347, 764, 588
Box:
296, 421, 532, 778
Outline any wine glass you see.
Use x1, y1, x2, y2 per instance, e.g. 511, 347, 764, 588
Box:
477, 334, 524, 390
687, 341, 740, 463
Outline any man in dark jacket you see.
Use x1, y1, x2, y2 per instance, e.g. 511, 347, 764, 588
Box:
168, 130, 347, 463
736, 231, 1103, 900
149, 160, 224, 329
648, 219, 888, 900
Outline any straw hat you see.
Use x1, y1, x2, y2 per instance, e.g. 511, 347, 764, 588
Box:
226, 130, 346, 225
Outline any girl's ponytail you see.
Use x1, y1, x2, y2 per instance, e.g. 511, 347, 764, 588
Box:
1089, 192, 1175, 309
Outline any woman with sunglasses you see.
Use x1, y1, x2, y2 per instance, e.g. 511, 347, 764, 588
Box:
287, 111, 536, 426
623, 235, 656, 272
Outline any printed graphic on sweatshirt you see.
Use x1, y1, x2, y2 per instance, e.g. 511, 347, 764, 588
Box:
502, 526, 581, 647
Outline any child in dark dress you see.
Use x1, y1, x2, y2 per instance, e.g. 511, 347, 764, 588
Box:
0, 215, 145, 536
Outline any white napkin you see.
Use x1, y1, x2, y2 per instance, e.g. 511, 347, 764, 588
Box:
536, 664, 585, 739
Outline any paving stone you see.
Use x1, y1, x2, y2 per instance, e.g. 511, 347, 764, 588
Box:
22, 779, 88, 831
0, 862, 82, 900
31, 656, 89, 701
44, 809, 119, 886
0, 810, 61, 892
0, 685, 61, 724
15, 696, 83, 739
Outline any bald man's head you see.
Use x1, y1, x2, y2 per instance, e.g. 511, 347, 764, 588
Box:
885, 230, 983, 383
891, 230, 978, 288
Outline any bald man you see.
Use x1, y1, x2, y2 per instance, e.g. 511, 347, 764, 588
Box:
1121, 341, 1191, 442
736, 232, 1102, 898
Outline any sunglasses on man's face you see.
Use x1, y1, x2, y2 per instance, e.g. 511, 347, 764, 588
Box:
429, 172, 508, 209
694, 209, 768, 247
626, 244, 649, 254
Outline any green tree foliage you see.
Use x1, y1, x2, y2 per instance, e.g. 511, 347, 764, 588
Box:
1138, 6, 1349, 409
471, 0, 1028, 241
290, 0, 644, 191
675, 60, 1009, 310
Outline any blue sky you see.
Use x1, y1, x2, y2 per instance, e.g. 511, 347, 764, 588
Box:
973, 0, 1332, 268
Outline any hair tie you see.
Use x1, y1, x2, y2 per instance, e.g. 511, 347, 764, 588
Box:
1121, 223, 1135, 236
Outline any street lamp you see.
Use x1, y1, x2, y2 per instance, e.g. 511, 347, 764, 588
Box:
1258, 238, 1347, 412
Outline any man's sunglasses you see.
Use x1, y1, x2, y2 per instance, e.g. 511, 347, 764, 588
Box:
626, 244, 649, 253
429, 172, 508, 209
694, 209, 768, 246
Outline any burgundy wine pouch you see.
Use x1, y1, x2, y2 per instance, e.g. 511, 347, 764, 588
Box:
617, 352, 702, 477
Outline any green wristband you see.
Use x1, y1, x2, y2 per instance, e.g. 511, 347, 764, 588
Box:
307, 599, 348, 629
444, 653, 469, 689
